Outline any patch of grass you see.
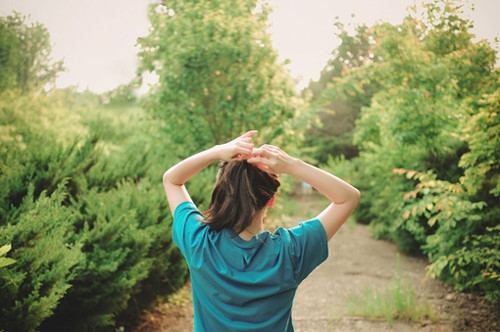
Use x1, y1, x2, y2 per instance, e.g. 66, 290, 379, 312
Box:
344, 254, 438, 325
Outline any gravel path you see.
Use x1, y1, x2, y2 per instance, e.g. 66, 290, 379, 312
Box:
286, 194, 498, 332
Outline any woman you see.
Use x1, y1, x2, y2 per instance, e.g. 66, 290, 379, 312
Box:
163, 130, 360, 331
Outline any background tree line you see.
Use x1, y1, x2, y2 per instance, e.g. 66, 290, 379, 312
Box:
0, 0, 498, 330
307, 0, 499, 304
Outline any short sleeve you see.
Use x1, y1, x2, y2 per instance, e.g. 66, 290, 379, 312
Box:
288, 219, 329, 283
172, 201, 205, 261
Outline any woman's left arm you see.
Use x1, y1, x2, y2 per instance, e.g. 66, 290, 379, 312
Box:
163, 130, 257, 214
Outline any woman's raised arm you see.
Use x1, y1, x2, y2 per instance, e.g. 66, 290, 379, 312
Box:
163, 131, 257, 214
247, 145, 360, 240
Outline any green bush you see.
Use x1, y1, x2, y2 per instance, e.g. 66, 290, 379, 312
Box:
311, 1, 499, 303
0, 182, 84, 331
394, 168, 499, 304
41, 180, 188, 330
0, 90, 190, 330
391, 85, 500, 303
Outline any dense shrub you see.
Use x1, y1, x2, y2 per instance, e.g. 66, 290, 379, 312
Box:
316, 1, 499, 303
0, 183, 83, 331
0, 90, 190, 330
41, 180, 187, 330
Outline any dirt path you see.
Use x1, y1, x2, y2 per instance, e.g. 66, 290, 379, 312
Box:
135, 194, 499, 332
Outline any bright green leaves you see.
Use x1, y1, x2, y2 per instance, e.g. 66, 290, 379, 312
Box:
138, 0, 303, 155
0, 244, 16, 268
459, 82, 500, 197
316, 0, 499, 304
0, 181, 84, 331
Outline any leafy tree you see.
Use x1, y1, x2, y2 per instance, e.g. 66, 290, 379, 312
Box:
0, 12, 64, 92
305, 21, 378, 162
138, 0, 306, 155
324, 0, 499, 302
102, 81, 139, 105
0, 21, 20, 91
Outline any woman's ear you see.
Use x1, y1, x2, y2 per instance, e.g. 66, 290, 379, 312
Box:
267, 196, 275, 207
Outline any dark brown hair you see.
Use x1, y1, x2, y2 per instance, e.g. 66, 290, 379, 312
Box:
204, 160, 280, 234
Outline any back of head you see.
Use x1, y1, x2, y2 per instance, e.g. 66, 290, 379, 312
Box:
204, 160, 280, 234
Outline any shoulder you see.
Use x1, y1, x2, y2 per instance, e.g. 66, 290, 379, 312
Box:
277, 219, 326, 239
279, 219, 329, 283
277, 219, 327, 255
271, 219, 326, 248
172, 201, 207, 249
174, 201, 203, 221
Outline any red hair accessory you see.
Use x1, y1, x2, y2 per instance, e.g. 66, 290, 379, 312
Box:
267, 196, 275, 207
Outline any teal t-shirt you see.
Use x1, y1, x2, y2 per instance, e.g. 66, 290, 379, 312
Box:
173, 201, 328, 332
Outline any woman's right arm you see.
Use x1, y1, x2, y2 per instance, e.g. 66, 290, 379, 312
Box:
247, 145, 360, 240
163, 130, 257, 215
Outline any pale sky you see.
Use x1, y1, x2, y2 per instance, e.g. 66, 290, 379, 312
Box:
1, 0, 499, 92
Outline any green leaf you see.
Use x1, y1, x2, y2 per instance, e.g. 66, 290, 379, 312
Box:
0, 244, 12, 257
0, 257, 16, 268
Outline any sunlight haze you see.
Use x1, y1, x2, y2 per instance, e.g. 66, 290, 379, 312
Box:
1, 0, 498, 92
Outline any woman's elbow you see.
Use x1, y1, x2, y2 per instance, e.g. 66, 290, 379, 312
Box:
162, 169, 173, 186
163, 169, 184, 187
351, 187, 361, 206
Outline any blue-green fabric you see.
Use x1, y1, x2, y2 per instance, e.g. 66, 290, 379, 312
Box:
173, 201, 328, 332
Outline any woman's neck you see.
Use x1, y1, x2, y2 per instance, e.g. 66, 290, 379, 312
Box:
238, 209, 266, 241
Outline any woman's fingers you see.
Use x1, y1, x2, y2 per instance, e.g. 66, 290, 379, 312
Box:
239, 138, 254, 145
247, 156, 272, 172
251, 146, 269, 157
241, 130, 258, 138
251, 145, 277, 159
235, 140, 254, 155
234, 154, 250, 160
247, 156, 272, 167
237, 141, 253, 149
238, 142, 285, 173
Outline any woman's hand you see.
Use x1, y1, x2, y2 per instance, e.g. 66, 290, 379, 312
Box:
216, 130, 258, 161
246, 144, 298, 174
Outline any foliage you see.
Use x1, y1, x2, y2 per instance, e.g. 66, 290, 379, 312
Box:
0, 182, 84, 332
0, 245, 16, 269
0, 89, 190, 330
304, 21, 379, 162
0, 12, 64, 92
42, 180, 186, 330
459, 82, 500, 198
0, 20, 20, 92
102, 82, 138, 105
393, 168, 499, 304
315, 0, 499, 303
138, 0, 307, 155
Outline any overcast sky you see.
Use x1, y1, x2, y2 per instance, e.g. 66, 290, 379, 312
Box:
1, 0, 499, 92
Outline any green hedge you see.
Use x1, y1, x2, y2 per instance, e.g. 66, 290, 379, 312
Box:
0, 90, 190, 330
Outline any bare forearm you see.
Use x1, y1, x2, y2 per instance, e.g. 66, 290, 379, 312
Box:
288, 159, 360, 205
163, 147, 220, 186
162, 131, 256, 214
247, 144, 359, 239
